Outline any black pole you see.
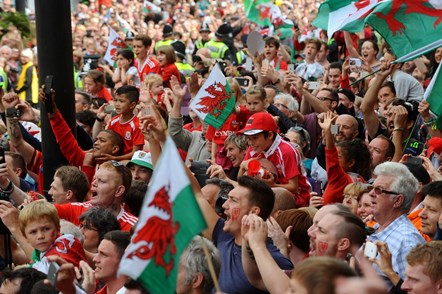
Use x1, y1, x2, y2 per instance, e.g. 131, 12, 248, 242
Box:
35, 0, 76, 196
14, 0, 26, 13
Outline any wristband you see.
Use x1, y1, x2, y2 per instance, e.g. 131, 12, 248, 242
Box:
96, 117, 105, 122
393, 128, 404, 132
423, 119, 435, 126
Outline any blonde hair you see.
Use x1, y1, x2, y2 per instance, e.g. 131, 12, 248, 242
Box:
227, 77, 243, 103
19, 200, 60, 236
145, 74, 163, 87
343, 183, 372, 202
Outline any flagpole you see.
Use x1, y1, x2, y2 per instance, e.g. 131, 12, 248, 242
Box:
349, 68, 381, 86
199, 236, 221, 292
246, 0, 255, 17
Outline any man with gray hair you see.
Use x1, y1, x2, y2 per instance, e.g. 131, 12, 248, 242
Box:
367, 162, 425, 289
176, 236, 221, 294
273, 93, 301, 124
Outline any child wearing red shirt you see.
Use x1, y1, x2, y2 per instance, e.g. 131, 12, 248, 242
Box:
156, 45, 181, 88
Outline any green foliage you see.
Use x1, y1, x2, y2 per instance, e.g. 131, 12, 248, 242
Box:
0, 11, 31, 39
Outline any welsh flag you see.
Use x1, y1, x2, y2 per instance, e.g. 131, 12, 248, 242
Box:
244, 0, 273, 26
424, 62, 442, 117
116, 13, 133, 33
103, 28, 128, 66
189, 63, 236, 129
313, 0, 384, 39
144, 0, 161, 13
118, 137, 207, 294
366, 1, 442, 62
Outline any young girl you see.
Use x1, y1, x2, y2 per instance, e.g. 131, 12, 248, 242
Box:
112, 49, 140, 87
83, 69, 113, 102
144, 74, 164, 106
156, 45, 181, 88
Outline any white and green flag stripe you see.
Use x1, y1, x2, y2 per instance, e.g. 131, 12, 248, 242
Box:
189, 63, 236, 129
118, 137, 207, 294
313, 0, 384, 39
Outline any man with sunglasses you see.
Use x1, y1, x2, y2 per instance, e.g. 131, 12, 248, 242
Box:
367, 162, 425, 290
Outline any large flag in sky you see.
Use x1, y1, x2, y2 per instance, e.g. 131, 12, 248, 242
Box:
144, 0, 161, 13
366, 0, 442, 62
312, 0, 384, 39
244, 0, 273, 26
118, 137, 207, 294
189, 63, 236, 129
424, 62, 442, 117
103, 28, 127, 65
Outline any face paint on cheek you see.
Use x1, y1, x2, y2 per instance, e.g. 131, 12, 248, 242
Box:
232, 208, 240, 221
317, 241, 329, 255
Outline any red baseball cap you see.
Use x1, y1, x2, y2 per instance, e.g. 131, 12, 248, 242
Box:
239, 112, 278, 135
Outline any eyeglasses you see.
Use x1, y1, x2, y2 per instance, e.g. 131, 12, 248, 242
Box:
371, 185, 400, 196
111, 160, 126, 180
79, 223, 98, 231
274, 103, 289, 110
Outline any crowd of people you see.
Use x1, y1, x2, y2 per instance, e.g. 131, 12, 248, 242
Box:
0, 0, 442, 293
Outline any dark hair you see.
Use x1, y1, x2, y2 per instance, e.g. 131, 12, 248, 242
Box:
375, 135, 395, 160
276, 209, 312, 253
392, 99, 419, 123
30, 280, 58, 294
422, 181, 442, 201
3, 268, 47, 294
321, 88, 339, 102
117, 49, 135, 67
238, 176, 275, 220
101, 130, 125, 155
205, 178, 234, 201
360, 39, 379, 56
329, 61, 342, 72
124, 279, 150, 294
380, 81, 396, 96
264, 36, 280, 49
134, 34, 152, 47
336, 138, 371, 180
115, 85, 139, 103
125, 180, 148, 217
103, 230, 131, 258
54, 165, 89, 202
85, 69, 105, 84
332, 210, 367, 247
76, 110, 97, 129
5, 151, 27, 178
80, 207, 121, 243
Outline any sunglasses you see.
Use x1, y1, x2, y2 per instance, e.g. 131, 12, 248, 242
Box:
371, 185, 400, 196
111, 160, 126, 180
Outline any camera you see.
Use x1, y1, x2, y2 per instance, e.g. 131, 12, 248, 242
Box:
190, 161, 210, 188
6, 108, 22, 118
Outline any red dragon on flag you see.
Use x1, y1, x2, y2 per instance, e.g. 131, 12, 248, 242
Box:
125, 186, 179, 276
196, 82, 231, 119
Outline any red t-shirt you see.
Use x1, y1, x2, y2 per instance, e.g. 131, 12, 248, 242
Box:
136, 57, 160, 82
244, 137, 311, 207
107, 114, 144, 154
206, 112, 245, 145
96, 87, 113, 102
55, 201, 138, 232
157, 63, 181, 88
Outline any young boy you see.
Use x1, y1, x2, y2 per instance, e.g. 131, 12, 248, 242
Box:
295, 38, 324, 81
263, 37, 288, 71
133, 34, 159, 82
19, 200, 86, 274
238, 112, 311, 207
96, 85, 144, 159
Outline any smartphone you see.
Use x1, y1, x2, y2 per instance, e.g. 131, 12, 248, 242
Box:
219, 61, 227, 73
330, 124, 340, 135
104, 104, 116, 114
313, 180, 322, 197
349, 58, 362, 67
0, 147, 5, 164
308, 81, 319, 90
235, 77, 249, 88
47, 262, 60, 286
5, 107, 22, 118
288, 63, 295, 73
44, 75, 54, 113
408, 156, 423, 165
364, 241, 378, 259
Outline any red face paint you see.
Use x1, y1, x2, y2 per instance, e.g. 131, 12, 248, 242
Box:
232, 208, 240, 221
317, 241, 329, 255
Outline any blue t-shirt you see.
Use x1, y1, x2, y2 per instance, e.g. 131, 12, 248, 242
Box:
213, 218, 293, 294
